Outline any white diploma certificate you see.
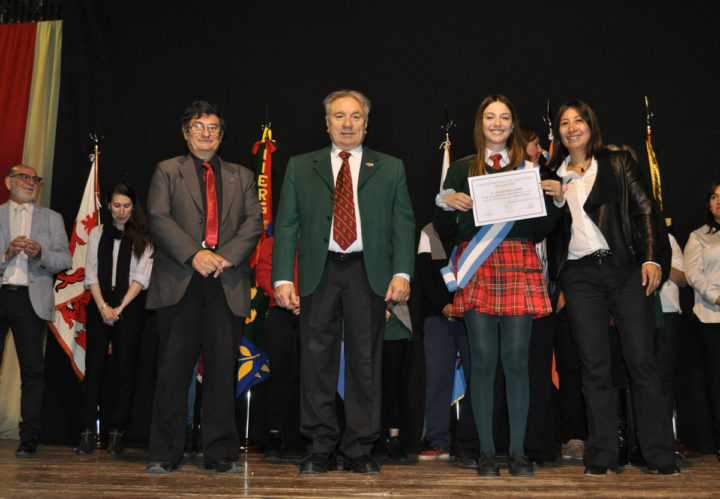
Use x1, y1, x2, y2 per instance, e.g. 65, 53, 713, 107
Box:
468, 168, 546, 226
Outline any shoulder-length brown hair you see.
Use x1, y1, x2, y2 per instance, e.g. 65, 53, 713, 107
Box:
468, 95, 526, 177
548, 100, 605, 170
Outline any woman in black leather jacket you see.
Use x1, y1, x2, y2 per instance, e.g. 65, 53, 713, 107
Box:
544, 101, 677, 476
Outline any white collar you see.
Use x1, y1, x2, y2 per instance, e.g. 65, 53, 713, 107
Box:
484, 148, 510, 165
557, 156, 598, 178
331, 144, 363, 157
9, 199, 33, 213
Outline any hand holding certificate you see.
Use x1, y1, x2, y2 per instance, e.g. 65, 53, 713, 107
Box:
468, 168, 546, 226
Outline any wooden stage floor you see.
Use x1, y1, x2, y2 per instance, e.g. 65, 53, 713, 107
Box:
0, 440, 718, 498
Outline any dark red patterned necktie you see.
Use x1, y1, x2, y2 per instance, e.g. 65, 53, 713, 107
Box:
332, 151, 357, 250
489, 153, 503, 170
202, 161, 218, 248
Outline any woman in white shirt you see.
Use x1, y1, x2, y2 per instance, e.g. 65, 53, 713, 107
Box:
545, 101, 676, 475
76, 183, 153, 456
684, 179, 720, 461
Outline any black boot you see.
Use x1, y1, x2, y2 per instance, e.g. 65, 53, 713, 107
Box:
76, 429, 96, 455
192, 424, 202, 456
386, 436, 408, 462
263, 431, 284, 462
107, 429, 126, 455
183, 424, 194, 457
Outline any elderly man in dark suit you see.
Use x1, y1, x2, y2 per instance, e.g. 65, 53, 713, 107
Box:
272, 89, 415, 474
146, 101, 263, 474
0, 164, 71, 457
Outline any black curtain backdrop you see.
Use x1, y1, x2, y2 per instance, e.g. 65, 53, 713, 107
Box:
42, 0, 719, 451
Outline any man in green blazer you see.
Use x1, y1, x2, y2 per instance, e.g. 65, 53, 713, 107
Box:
272, 90, 415, 474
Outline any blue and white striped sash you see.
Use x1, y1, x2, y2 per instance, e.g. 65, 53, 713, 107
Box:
441, 221, 515, 292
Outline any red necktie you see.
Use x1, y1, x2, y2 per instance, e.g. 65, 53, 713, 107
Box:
332, 151, 357, 250
202, 161, 218, 248
489, 153, 503, 170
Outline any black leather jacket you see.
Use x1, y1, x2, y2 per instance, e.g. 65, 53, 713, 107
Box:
548, 149, 670, 281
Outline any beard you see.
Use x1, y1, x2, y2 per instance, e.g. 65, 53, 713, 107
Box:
12, 185, 37, 203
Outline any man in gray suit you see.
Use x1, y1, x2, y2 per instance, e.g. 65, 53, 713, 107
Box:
0, 164, 71, 457
146, 101, 263, 474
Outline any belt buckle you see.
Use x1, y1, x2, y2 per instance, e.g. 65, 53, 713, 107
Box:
596, 250, 611, 263
202, 240, 217, 250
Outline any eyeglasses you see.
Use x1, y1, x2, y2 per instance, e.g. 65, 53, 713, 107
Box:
189, 122, 222, 135
8, 173, 43, 183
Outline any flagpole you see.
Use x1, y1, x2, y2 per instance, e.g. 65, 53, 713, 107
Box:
543, 98, 554, 161
439, 105, 455, 190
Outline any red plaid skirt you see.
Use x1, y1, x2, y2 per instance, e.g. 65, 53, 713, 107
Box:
452, 240, 551, 318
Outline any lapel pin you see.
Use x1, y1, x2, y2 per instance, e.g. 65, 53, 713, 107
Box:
365, 162, 374, 167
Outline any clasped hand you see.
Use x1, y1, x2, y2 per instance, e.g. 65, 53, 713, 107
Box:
192, 249, 231, 278
100, 305, 120, 326
5, 236, 41, 260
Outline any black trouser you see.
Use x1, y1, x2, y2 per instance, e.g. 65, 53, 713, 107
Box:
80, 295, 145, 430
560, 260, 675, 469
382, 339, 408, 430
696, 319, 720, 448
655, 312, 681, 423
553, 312, 587, 442
0, 286, 45, 443
149, 273, 243, 463
524, 313, 557, 461
299, 254, 386, 458
265, 306, 300, 433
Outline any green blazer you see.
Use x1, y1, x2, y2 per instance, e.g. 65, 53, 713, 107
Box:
272, 146, 415, 297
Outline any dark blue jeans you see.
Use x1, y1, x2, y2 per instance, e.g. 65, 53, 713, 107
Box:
422, 315, 471, 452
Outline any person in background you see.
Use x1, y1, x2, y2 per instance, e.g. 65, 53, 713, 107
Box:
76, 182, 153, 456
0, 165, 71, 457
381, 305, 412, 462
684, 179, 720, 462
434, 95, 563, 477
656, 230, 686, 444
416, 222, 479, 467
255, 235, 302, 463
519, 124, 547, 167
517, 125, 561, 466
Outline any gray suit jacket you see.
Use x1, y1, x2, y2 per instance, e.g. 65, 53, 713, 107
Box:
146, 155, 263, 317
0, 201, 72, 321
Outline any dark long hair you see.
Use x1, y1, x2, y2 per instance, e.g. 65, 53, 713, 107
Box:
468, 95, 526, 177
548, 100, 605, 169
107, 182, 152, 258
704, 179, 720, 234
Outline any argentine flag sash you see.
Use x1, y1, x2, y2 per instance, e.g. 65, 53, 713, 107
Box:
440, 221, 514, 292
441, 160, 540, 292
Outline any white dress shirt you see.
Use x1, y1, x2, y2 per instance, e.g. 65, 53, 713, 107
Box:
3, 200, 34, 285
84, 225, 154, 290
275, 144, 409, 289
684, 225, 720, 323
557, 156, 610, 260
659, 234, 683, 313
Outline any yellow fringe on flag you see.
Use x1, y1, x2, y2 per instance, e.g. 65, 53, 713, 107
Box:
646, 137, 663, 210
